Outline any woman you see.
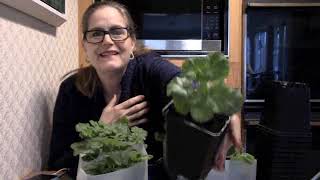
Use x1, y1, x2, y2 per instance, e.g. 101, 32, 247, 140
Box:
48, 1, 241, 179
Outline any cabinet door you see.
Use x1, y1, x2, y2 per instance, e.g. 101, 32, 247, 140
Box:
78, 0, 94, 67
228, 0, 243, 89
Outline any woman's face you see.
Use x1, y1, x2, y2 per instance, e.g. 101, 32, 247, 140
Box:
83, 6, 135, 74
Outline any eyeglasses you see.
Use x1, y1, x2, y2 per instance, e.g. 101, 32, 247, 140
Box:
84, 27, 130, 43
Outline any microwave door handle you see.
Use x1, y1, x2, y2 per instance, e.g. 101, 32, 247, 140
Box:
248, 2, 320, 7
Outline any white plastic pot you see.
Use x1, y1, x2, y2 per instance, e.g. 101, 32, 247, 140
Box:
76, 145, 148, 180
227, 159, 257, 180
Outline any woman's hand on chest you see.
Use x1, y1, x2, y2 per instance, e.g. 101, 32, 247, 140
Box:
99, 94, 149, 126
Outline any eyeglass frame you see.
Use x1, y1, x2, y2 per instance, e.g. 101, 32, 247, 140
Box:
83, 27, 132, 44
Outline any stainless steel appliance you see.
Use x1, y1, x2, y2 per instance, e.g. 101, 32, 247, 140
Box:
244, 0, 320, 102
101, 0, 229, 56
243, 0, 320, 121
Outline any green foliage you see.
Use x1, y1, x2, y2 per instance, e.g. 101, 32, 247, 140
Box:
167, 52, 243, 123
230, 150, 256, 165
71, 117, 152, 175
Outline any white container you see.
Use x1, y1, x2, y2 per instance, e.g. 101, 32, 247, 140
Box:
76, 145, 148, 180
227, 160, 257, 180
77, 160, 147, 180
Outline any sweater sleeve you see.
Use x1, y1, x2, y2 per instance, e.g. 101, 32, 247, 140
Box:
143, 52, 181, 110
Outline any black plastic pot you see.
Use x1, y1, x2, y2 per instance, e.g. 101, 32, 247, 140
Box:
255, 125, 313, 180
262, 81, 311, 132
162, 103, 230, 180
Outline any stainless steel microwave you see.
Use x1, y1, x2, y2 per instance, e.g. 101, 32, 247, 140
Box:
95, 0, 229, 55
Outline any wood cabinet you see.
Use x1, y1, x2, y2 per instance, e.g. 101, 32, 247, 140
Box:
78, 0, 94, 68
227, 0, 243, 89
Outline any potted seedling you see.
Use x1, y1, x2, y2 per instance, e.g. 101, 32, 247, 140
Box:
228, 150, 256, 180
163, 52, 243, 180
71, 118, 152, 180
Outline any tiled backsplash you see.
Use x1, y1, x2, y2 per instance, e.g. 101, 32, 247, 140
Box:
0, 1, 78, 179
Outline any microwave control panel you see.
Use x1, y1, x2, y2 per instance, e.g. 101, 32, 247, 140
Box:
202, 0, 223, 40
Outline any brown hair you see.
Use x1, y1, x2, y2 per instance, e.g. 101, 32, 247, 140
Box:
82, 1, 136, 40
72, 1, 150, 97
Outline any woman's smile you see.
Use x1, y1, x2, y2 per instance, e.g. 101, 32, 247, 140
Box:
98, 50, 119, 58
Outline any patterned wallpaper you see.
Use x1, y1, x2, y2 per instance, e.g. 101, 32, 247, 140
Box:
0, 1, 79, 179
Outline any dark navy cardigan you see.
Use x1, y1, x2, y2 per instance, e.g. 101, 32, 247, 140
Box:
48, 51, 181, 177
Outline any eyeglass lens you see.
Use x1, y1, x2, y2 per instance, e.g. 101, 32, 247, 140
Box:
85, 28, 128, 43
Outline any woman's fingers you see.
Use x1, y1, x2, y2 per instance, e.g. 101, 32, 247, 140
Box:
106, 94, 118, 108
213, 132, 233, 171
99, 95, 121, 124
127, 106, 149, 120
127, 101, 148, 115
100, 95, 149, 125
229, 114, 242, 150
128, 118, 148, 127
213, 114, 243, 171
116, 96, 149, 123
117, 95, 145, 109
126, 101, 149, 125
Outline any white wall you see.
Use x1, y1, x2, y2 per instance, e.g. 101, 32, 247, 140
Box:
0, 1, 78, 179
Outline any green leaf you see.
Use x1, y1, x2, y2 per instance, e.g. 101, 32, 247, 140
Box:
118, 116, 129, 124
70, 120, 151, 175
190, 104, 213, 123
173, 96, 190, 115
166, 52, 244, 123
230, 150, 256, 165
